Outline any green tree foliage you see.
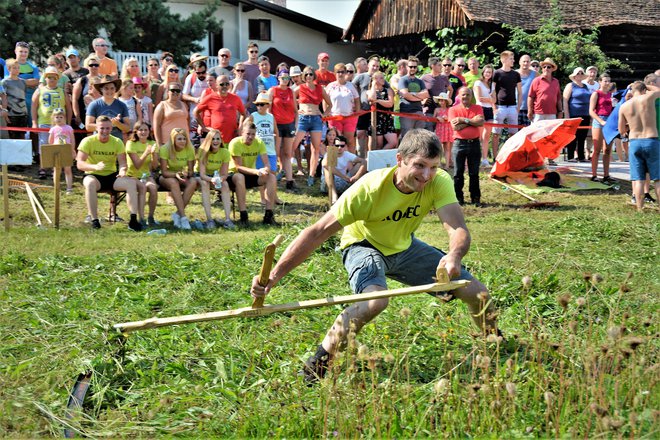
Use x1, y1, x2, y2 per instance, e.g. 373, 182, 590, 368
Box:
423, 27, 502, 67
0, 0, 222, 66
503, 6, 628, 83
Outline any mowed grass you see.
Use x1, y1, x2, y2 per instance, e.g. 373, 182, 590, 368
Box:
1, 171, 658, 438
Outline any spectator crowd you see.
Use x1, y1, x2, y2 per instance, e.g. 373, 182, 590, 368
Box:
1, 38, 658, 229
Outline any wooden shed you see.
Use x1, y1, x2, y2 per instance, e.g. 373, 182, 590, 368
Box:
343, 0, 660, 83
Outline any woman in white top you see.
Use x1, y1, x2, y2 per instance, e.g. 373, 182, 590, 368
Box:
231, 62, 254, 108
473, 64, 497, 166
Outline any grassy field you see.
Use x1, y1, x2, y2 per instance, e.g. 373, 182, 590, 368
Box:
1, 169, 658, 438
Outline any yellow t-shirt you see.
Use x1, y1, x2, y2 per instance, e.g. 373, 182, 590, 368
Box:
159, 144, 195, 173
125, 140, 154, 178
78, 134, 125, 176
195, 147, 231, 175
330, 166, 457, 256
228, 137, 267, 173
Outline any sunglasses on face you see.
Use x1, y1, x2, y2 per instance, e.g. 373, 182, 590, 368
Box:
218, 82, 230, 87
164, 57, 173, 62
88, 63, 100, 68
408, 65, 418, 69
304, 73, 314, 77
346, 70, 354, 74
249, 50, 258, 54
220, 54, 229, 58
542, 65, 553, 69
148, 63, 158, 67
279, 76, 290, 80
95, 44, 109, 48
255, 103, 268, 107
531, 64, 539, 68
235, 69, 245, 72
195, 71, 207, 75
169, 69, 179, 73
442, 64, 452, 67
456, 64, 466, 68
169, 89, 182, 94
335, 143, 346, 148
336, 70, 346, 74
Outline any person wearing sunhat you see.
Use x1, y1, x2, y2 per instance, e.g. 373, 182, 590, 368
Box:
289, 65, 303, 91
31, 66, 72, 178
562, 67, 591, 161
527, 58, 562, 124
85, 75, 130, 139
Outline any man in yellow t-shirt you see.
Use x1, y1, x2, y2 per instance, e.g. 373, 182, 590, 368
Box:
76, 116, 141, 231
251, 129, 500, 383
228, 121, 279, 225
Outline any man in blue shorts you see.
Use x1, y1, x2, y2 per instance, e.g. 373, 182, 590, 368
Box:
618, 79, 660, 211
251, 129, 500, 383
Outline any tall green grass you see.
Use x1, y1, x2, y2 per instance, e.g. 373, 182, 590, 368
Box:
1, 175, 658, 437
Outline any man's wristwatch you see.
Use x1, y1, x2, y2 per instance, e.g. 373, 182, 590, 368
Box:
464, 118, 470, 125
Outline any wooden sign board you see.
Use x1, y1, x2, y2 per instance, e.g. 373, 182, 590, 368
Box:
40, 144, 74, 168
0, 140, 32, 165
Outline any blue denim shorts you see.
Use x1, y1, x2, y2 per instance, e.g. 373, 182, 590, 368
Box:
342, 237, 474, 294
591, 114, 608, 129
629, 138, 660, 181
297, 114, 323, 133
255, 154, 278, 171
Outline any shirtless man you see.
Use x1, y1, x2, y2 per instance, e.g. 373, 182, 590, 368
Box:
618, 80, 660, 211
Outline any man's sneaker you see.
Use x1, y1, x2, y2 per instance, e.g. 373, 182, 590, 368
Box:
84, 214, 92, 224
307, 176, 315, 187
238, 211, 249, 227
179, 216, 192, 230
90, 219, 101, 230
590, 176, 599, 182
263, 210, 279, 226
547, 159, 558, 166
171, 212, 181, 228
644, 193, 656, 204
299, 345, 332, 384
206, 219, 217, 230
480, 159, 491, 167
223, 219, 236, 230
147, 216, 160, 227
601, 176, 616, 185
285, 180, 298, 192
630, 195, 637, 205
128, 216, 143, 232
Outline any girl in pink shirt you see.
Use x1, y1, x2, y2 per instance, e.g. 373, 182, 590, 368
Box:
48, 108, 76, 194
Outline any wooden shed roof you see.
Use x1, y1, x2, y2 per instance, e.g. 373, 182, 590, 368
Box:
343, 0, 660, 41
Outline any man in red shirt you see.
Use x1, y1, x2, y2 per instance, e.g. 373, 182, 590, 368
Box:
527, 58, 562, 123
193, 75, 246, 144
447, 87, 484, 206
315, 52, 336, 88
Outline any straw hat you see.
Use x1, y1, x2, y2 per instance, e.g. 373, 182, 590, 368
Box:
569, 67, 585, 80
43, 66, 60, 79
253, 92, 271, 104
539, 58, 558, 71
188, 53, 208, 66
433, 92, 452, 105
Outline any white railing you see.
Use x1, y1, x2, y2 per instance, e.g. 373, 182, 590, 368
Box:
108, 51, 219, 74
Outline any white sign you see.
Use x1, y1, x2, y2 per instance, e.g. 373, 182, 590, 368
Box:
367, 149, 398, 172
0, 140, 32, 165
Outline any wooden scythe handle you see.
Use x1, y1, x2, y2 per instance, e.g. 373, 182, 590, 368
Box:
252, 234, 284, 308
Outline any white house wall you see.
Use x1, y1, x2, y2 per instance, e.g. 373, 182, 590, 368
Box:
166, 1, 362, 67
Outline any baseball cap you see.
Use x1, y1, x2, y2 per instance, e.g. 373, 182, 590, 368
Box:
317, 52, 330, 61
65, 48, 80, 58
